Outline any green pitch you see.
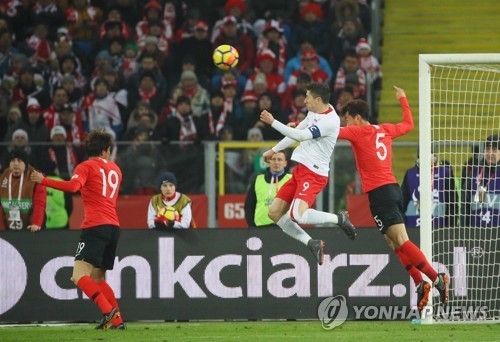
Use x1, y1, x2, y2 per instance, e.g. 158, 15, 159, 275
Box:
0, 321, 498, 341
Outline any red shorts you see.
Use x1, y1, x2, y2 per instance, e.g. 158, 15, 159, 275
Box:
275, 164, 328, 207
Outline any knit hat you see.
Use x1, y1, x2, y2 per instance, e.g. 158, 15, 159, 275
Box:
256, 48, 278, 67
180, 70, 197, 81
485, 134, 499, 149
355, 38, 371, 54
241, 90, 259, 102
7, 149, 29, 166
247, 127, 263, 140
263, 20, 284, 34
12, 129, 28, 142
194, 20, 209, 31
222, 15, 238, 25
50, 125, 67, 139
224, 0, 247, 15
145, 35, 159, 45
300, 3, 324, 20
27, 97, 41, 112
301, 50, 319, 61
125, 41, 139, 53
160, 171, 177, 186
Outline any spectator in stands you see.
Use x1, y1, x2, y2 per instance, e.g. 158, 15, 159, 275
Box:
0, 1, 27, 44
238, 90, 260, 140
283, 39, 332, 83
10, 66, 51, 112
211, 0, 255, 42
213, 16, 255, 75
119, 124, 165, 195
128, 71, 164, 115
3, 98, 48, 146
2, 53, 29, 94
284, 89, 307, 124
122, 42, 138, 80
2, 105, 22, 143
255, 92, 283, 141
61, 75, 83, 111
246, 49, 286, 100
245, 150, 291, 227
99, 8, 131, 41
127, 52, 168, 114
402, 153, 458, 228
5, 129, 36, 168
202, 91, 234, 140
462, 134, 500, 227
0, 28, 15, 78
40, 125, 81, 181
49, 54, 86, 93
25, 23, 51, 67
335, 86, 354, 114
287, 50, 329, 91
331, 17, 366, 74
356, 38, 382, 86
125, 101, 158, 140
66, 0, 103, 57
45, 103, 85, 144
294, 2, 329, 57
82, 78, 122, 137
148, 171, 196, 229
29, 0, 66, 41
333, 49, 366, 100
221, 79, 243, 123
243, 127, 265, 176
178, 21, 213, 84
157, 95, 206, 143
173, 70, 210, 117
256, 20, 287, 76
135, 0, 172, 54
250, 1, 298, 29
219, 125, 246, 193
101, 65, 128, 116
0, 149, 46, 231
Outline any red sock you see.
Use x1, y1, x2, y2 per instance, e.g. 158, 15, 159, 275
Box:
399, 241, 438, 282
77, 276, 113, 314
98, 280, 123, 325
395, 248, 423, 286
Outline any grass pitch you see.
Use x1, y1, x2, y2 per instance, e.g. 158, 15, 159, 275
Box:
0, 321, 498, 341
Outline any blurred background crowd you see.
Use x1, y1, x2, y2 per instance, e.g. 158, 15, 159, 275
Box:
0, 0, 381, 195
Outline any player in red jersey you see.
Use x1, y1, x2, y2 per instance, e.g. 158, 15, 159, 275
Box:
31, 130, 125, 329
339, 86, 448, 312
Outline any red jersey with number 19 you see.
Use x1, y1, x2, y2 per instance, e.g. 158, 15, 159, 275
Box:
70, 158, 122, 228
338, 97, 413, 193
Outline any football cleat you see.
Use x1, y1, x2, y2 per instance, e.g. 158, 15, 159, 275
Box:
338, 211, 357, 240
307, 239, 325, 265
416, 281, 431, 311
95, 308, 121, 330
435, 273, 449, 305
109, 323, 126, 330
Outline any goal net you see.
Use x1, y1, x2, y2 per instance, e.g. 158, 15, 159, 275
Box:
419, 54, 500, 323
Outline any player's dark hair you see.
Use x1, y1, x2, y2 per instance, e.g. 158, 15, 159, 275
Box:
85, 129, 113, 157
306, 83, 330, 104
341, 99, 370, 121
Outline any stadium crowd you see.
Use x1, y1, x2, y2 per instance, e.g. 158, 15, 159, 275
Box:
0, 0, 381, 195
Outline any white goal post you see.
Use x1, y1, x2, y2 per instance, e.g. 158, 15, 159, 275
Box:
419, 54, 500, 323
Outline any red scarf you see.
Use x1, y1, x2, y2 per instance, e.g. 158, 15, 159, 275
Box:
139, 86, 157, 102
208, 100, 232, 137
257, 38, 287, 75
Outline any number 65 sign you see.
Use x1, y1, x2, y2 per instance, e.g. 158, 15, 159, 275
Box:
218, 194, 247, 228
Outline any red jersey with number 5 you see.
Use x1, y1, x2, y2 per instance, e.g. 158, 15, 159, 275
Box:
338, 97, 413, 193
71, 158, 122, 228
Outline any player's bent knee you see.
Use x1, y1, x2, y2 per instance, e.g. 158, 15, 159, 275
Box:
268, 207, 281, 223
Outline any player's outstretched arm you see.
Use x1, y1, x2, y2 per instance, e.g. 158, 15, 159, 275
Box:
31, 170, 82, 193
260, 110, 314, 142
392, 85, 414, 135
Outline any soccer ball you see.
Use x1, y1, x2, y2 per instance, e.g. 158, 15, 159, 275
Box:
213, 45, 239, 70
157, 206, 180, 221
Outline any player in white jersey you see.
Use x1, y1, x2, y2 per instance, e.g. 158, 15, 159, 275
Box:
259, 83, 357, 265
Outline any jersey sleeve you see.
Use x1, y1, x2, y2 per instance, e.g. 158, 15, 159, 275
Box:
380, 97, 414, 138
338, 126, 359, 141
312, 115, 339, 138
71, 163, 90, 188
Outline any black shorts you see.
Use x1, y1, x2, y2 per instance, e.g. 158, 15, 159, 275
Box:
368, 183, 405, 234
75, 225, 120, 270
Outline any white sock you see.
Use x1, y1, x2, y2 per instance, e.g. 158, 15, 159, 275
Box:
276, 215, 311, 246
299, 209, 339, 225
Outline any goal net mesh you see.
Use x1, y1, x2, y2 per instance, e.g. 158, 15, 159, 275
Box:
429, 63, 500, 321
